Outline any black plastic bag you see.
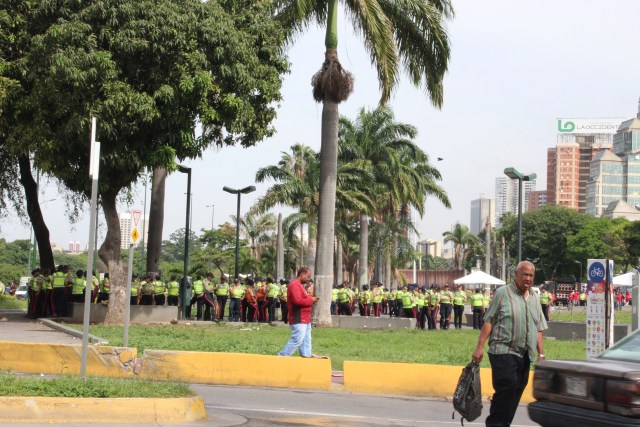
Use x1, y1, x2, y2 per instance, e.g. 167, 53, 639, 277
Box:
452, 360, 482, 425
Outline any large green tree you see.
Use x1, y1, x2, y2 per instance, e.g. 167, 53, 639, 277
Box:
1, 0, 288, 323
442, 223, 478, 271
276, 0, 453, 325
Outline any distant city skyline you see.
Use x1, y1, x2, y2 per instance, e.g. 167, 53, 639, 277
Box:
1, 1, 639, 251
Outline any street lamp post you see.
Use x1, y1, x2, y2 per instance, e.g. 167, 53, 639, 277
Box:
504, 167, 537, 263
178, 165, 192, 320
223, 185, 256, 279
206, 204, 215, 230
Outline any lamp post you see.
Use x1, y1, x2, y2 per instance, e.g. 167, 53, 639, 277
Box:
503, 167, 536, 263
574, 260, 582, 282
223, 185, 256, 279
178, 165, 192, 320
206, 204, 215, 230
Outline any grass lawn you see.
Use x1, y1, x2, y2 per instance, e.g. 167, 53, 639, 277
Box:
550, 305, 631, 324
72, 323, 587, 371
0, 374, 193, 398
0, 296, 28, 310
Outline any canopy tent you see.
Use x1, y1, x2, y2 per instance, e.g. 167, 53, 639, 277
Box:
613, 271, 637, 287
454, 270, 506, 287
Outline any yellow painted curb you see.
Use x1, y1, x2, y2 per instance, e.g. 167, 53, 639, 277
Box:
0, 396, 207, 423
140, 350, 332, 390
343, 361, 535, 403
0, 341, 137, 378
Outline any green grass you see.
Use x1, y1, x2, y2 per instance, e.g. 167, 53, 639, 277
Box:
550, 306, 631, 324
70, 323, 587, 370
0, 374, 193, 398
0, 295, 28, 310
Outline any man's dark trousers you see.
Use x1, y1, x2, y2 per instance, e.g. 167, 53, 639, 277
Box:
486, 353, 530, 427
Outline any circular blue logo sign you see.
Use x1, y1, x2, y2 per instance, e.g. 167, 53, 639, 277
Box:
588, 262, 605, 282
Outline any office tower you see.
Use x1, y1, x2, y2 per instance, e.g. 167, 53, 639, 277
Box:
470, 197, 495, 235
495, 177, 536, 227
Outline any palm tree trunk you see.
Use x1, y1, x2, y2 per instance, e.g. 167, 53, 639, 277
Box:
276, 213, 284, 280
18, 156, 55, 272
335, 238, 343, 285
312, 99, 339, 326
384, 253, 391, 289
307, 223, 317, 277
99, 188, 127, 325
357, 213, 368, 288
146, 167, 167, 277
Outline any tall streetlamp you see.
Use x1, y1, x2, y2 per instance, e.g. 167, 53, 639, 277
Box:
178, 165, 192, 320
574, 260, 582, 282
206, 204, 215, 230
504, 167, 536, 263
223, 185, 256, 279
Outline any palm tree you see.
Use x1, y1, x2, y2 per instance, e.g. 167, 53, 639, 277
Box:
339, 106, 450, 289
276, 0, 453, 325
231, 212, 277, 261
443, 223, 479, 271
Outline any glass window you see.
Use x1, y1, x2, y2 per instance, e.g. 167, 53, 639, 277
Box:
601, 330, 640, 362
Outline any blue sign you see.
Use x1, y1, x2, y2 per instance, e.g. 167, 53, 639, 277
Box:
588, 262, 605, 283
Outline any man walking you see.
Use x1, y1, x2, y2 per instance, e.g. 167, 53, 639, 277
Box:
277, 267, 318, 357
471, 261, 547, 427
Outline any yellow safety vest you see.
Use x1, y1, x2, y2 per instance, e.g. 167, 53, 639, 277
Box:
167, 281, 179, 296
71, 277, 86, 295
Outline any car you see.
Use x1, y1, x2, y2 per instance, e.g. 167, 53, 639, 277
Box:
528, 329, 640, 427
14, 284, 28, 300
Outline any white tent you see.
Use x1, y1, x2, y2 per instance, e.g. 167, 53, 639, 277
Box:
454, 270, 506, 286
613, 271, 637, 287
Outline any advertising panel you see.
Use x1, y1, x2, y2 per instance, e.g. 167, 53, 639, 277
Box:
586, 259, 614, 359
557, 118, 625, 134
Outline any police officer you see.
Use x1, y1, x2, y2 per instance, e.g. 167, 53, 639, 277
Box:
470, 288, 484, 329
153, 275, 166, 306
279, 279, 289, 322
359, 285, 372, 316
215, 275, 230, 321
51, 265, 71, 317
166, 275, 180, 306
97, 273, 110, 303
453, 284, 467, 329
130, 273, 140, 306
427, 284, 440, 330
265, 277, 279, 322
337, 282, 352, 315
71, 270, 86, 303
228, 278, 244, 322
539, 286, 551, 321
139, 275, 155, 306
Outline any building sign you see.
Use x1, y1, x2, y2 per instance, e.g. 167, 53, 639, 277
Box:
557, 118, 625, 134
586, 259, 615, 359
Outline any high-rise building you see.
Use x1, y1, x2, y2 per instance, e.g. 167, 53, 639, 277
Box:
119, 212, 148, 249
527, 190, 547, 211
586, 101, 640, 216
495, 177, 536, 227
470, 197, 495, 235
547, 117, 625, 212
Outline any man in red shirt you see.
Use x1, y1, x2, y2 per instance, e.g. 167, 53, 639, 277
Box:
277, 267, 318, 357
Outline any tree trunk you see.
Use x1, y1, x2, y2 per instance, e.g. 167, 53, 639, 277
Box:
307, 223, 317, 277
18, 156, 55, 272
357, 213, 368, 288
312, 99, 339, 326
335, 238, 343, 285
384, 253, 391, 289
276, 213, 284, 280
100, 189, 127, 325
145, 167, 167, 277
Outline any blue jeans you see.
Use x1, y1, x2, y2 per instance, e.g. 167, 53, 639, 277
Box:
277, 323, 312, 357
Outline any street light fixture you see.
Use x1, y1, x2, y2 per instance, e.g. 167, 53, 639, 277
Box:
223, 185, 256, 279
504, 167, 536, 263
206, 204, 215, 230
574, 260, 583, 282
178, 165, 192, 320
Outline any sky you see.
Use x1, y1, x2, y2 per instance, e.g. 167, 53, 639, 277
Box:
2, 0, 640, 249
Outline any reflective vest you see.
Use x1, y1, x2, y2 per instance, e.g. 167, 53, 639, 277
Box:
337, 288, 350, 303
470, 293, 483, 307
372, 289, 383, 303
483, 295, 491, 307
279, 285, 288, 302
193, 280, 204, 295
140, 280, 154, 295
429, 292, 439, 306
539, 292, 551, 305
167, 281, 179, 297
440, 291, 453, 304
100, 278, 110, 293
131, 280, 140, 297
30, 276, 39, 291
71, 277, 85, 295
153, 280, 166, 295
230, 285, 244, 298
360, 290, 371, 304
400, 291, 413, 309
415, 294, 425, 308
580, 292, 586, 301
42, 275, 52, 291
332, 288, 338, 302
453, 291, 466, 305
216, 282, 230, 296
52, 272, 66, 288
266, 283, 279, 298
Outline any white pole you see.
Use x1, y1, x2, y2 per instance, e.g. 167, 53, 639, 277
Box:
412, 209, 417, 283
124, 243, 134, 347
81, 117, 100, 378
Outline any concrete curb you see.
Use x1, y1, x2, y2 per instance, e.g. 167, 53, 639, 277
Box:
39, 318, 109, 344
0, 395, 207, 423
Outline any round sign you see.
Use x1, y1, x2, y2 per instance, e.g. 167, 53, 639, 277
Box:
588, 261, 605, 283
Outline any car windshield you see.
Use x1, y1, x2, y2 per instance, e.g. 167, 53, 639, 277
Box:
600, 330, 640, 362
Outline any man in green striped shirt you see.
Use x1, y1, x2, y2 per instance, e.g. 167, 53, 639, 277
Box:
471, 260, 547, 427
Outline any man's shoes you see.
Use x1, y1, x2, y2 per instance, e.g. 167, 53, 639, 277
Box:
302, 354, 330, 359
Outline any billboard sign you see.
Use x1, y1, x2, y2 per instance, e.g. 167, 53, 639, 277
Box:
557, 118, 625, 134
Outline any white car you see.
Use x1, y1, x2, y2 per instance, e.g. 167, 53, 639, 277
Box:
14, 284, 28, 299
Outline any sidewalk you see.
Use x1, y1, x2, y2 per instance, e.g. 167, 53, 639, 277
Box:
0, 310, 80, 345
